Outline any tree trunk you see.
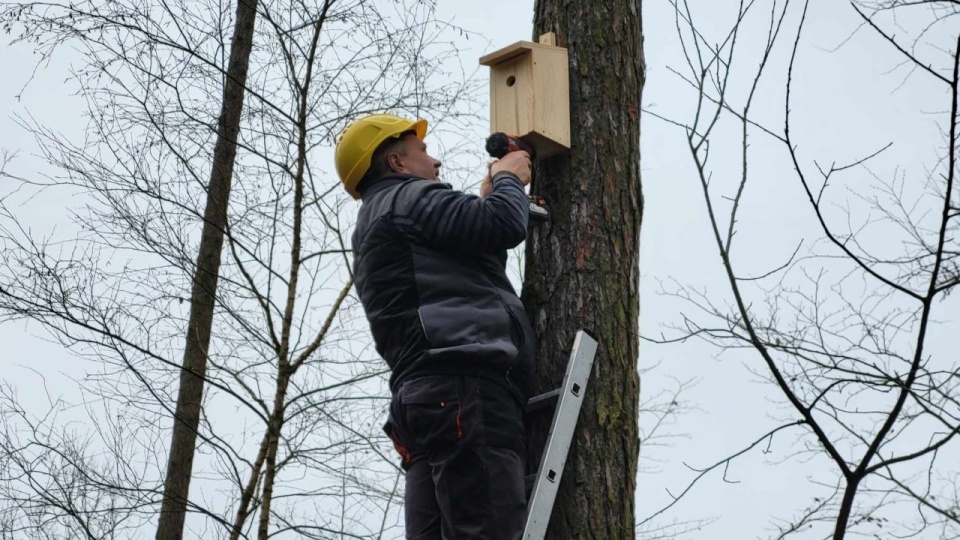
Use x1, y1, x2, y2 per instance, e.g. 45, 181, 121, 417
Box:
833, 476, 861, 540
155, 0, 259, 537
523, 1, 645, 538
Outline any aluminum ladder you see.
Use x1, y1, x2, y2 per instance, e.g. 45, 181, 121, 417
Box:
522, 330, 598, 540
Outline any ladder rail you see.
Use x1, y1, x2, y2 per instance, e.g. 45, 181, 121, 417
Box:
522, 330, 598, 540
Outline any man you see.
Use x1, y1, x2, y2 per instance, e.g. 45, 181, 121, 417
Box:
335, 113, 537, 539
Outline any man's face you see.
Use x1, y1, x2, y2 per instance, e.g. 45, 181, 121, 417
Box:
391, 134, 442, 180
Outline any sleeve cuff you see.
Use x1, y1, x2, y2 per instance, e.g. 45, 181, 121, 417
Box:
492, 171, 523, 186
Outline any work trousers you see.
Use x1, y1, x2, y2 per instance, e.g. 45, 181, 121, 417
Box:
384, 375, 527, 540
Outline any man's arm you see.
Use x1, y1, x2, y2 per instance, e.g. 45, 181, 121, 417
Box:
393, 171, 530, 253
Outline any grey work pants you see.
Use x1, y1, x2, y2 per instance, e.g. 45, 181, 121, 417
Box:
385, 375, 527, 540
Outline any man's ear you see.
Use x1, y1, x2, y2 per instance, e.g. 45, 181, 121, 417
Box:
386, 151, 405, 173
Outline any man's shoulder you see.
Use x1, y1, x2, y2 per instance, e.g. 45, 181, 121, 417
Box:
391, 179, 457, 211
401, 178, 453, 195
364, 177, 451, 201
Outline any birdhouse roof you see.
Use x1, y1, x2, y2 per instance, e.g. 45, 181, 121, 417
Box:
479, 41, 558, 66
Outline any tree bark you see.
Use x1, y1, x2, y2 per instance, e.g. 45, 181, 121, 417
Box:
155, 0, 259, 537
523, 1, 644, 538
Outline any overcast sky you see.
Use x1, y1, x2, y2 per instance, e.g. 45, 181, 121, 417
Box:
2, 0, 959, 538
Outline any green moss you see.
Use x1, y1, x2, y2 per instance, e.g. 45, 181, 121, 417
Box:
596, 400, 609, 426
597, 392, 626, 429
578, 55, 589, 76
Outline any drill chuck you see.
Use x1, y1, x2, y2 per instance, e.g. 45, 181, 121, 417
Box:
484, 132, 548, 224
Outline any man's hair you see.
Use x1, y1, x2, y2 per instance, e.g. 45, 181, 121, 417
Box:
356, 130, 416, 194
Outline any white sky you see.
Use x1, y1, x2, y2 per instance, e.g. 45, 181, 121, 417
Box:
2, 0, 959, 538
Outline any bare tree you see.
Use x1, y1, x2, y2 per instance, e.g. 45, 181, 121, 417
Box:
635, 370, 712, 540
0, 381, 156, 539
0, 0, 480, 537
647, 0, 960, 538
157, 0, 259, 534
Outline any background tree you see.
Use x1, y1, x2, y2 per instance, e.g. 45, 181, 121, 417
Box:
522, 0, 645, 538
157, 0, 258, 534
0, 0, 479, 537
647, 0, 960, 538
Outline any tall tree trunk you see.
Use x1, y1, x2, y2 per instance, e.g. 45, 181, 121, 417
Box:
523, 1, 645, 538
155, 0, 259, 537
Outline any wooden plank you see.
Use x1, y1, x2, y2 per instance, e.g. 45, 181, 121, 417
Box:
538, 32, 557, 46
490, 55, 520, 135
480, 41, 562, 66
516, 52, 535, 137
480, 42, 532, 66
531, 48, 571, 149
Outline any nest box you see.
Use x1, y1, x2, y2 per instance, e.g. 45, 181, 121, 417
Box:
480, 33, 571, 159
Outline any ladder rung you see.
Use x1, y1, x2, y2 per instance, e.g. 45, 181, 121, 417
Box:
525, 388, 561, 413
524, 473, 536, 491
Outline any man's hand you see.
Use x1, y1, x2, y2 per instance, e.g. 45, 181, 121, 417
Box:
490, 150, 532, 186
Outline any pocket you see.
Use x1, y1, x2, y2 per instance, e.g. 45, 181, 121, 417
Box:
417, 303, 483, 349
501, 294, 535, 359
476, 380, 526, 451
401, 377, 464, 449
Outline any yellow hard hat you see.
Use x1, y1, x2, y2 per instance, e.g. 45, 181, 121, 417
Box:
335, 113, 428, 199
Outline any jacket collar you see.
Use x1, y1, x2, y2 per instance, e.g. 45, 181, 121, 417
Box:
360, 174, 417, 200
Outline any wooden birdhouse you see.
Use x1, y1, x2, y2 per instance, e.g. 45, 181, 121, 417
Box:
480, 33, 571, 159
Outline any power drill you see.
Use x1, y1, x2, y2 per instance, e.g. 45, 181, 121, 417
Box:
485, 132, 550, 223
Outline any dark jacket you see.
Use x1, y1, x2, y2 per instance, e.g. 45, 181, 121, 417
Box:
351, 172, 537, 400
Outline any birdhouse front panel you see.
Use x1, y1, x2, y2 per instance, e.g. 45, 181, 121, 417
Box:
490, 53, 535, 141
